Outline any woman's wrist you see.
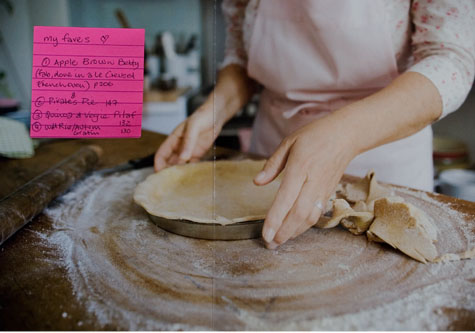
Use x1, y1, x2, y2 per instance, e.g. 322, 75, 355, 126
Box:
318, 107, 363, 162
198, 92, 233, 130
325, 72, 443, 160
212, 64, 257, 128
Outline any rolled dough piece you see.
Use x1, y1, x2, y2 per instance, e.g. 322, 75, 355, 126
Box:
367, 197, 438, 263
134, 160, 282, 225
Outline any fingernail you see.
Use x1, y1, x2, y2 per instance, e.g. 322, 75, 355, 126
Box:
255, 171, 266, 182
263, 226, 275, 243
266, 241, 279, 250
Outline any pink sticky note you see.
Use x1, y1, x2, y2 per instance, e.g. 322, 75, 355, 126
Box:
30, 26, 145, 138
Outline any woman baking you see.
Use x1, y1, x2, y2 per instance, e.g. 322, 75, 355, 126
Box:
154, 0, 475, 249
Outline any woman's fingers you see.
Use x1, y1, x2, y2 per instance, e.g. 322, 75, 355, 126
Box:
154, 111, 213, 172
179, 119, 200, 162
261, 162, 304, 243
254, 138, 293, 186
254, 140, 291, 185
273, 179, 322, 245
166, 151, 199, 168
291, 196, 323, 239
154, 124, 185, 171
154, 140, 174, 172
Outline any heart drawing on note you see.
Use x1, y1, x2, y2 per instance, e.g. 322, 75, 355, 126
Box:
100, 35, 110, 44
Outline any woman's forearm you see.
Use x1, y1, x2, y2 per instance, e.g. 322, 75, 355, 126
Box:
332, 72, 443, 157
204, 64, 257, 128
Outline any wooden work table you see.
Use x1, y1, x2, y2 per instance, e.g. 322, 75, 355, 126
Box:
0, 130, 241, 330
0, 131, 156, 329
0, 131, 474, 330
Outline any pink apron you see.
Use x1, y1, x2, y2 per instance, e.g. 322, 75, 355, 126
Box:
246, 0, 434, 191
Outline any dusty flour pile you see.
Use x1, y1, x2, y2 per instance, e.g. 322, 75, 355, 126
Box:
41, 169, 475, 330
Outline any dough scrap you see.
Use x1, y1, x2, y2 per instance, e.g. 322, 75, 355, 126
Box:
343, 179, 368, 203
337, 172, 444, 262
366, 231, 385, 243
434, 247, 475, 263
134, 160, 282, 225
353, 200, 370, 212
367, 197, 438, 264
336, 172, 472, 264
319, 199, 373, 235
341, 217, 374, 236
343, 171, 393, 204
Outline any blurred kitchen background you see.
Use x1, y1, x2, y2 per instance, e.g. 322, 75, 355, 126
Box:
0, 0, 474, 198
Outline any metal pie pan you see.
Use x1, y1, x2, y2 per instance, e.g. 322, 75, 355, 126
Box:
147, 213, 263, 240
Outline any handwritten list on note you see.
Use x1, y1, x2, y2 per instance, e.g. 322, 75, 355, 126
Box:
30, 26, 145, 138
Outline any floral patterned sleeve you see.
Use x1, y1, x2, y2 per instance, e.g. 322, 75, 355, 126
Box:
407, 0, 475, 118
221, 0, 250, 68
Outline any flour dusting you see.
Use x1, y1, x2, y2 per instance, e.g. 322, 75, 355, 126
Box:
40, 169, 475, 330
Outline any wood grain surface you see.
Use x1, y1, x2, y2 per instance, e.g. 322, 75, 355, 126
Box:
0, 131, 474, 330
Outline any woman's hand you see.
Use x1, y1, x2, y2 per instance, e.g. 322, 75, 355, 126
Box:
154, 64, 256, 172
254, 113, 358, 249
154, 104, 219, 172
254, 72, 443, 249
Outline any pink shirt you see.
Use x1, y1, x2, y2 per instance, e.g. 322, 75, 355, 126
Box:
221, 0, 475, 117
